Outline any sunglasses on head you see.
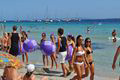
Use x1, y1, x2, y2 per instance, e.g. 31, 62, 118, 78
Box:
86, 40, 91, 42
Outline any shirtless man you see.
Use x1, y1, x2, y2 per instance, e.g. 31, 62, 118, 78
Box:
2, 32, 8, 52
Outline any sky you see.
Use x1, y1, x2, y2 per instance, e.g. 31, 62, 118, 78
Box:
0, 0, 120, 20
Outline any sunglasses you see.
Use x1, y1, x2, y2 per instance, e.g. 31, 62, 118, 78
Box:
78, 38, 84, 41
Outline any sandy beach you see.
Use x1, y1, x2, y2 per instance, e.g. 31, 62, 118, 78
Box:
0, 50, 119, 80
0, 47, 119, 80
0, 65, 119, 80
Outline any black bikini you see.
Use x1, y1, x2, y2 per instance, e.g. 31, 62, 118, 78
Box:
86, 49, 94, 66
86, 50, 93, 55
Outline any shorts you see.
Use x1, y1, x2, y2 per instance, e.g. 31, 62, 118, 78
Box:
57, 51, 67, 63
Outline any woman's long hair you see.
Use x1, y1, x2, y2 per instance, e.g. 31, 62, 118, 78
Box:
84, 37, 92, 48
22, 31, 28, 38
76, 35, 84, 49
67, 34, 75, 43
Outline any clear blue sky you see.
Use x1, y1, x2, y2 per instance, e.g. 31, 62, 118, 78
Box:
0, 0, 120, 20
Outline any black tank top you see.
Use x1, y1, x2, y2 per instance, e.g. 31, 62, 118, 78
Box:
59, 36, 67, 52
11, 33, 19, 47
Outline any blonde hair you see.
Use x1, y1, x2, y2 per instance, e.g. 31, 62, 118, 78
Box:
3, 32, 8, 36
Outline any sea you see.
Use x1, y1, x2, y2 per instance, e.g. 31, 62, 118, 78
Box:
0, 21, 119, 79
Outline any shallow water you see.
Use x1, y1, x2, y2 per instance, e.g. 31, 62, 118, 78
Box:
0, 22, 120, 78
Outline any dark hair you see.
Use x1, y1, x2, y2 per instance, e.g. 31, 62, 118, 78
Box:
84, 37, 91, 48
22, 31, 28, 38
13, 26, 17, 31
113, 29, 116, 31
7, 33, 10, 36
50, 32, 54, 39
50, 34, 54, 39
58, 28, 64, 35
42, 32, 46, 37
68, 35, 75, 42
21, 37, 24, 42
76, 35, 82, 47
71, 36, 75, 43
67, 35, 72, 38
25, 72, 33, 78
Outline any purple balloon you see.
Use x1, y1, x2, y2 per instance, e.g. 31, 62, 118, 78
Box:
40, 41, 56, 56
65, 45, 73, 61
23, 39, 38, 52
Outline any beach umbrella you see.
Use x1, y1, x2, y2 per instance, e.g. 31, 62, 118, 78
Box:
0, 53, 23, 69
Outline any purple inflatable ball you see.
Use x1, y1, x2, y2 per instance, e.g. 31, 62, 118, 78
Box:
23, 39, 38, 52
40, 41, 56, 56
65, 45, 73, 61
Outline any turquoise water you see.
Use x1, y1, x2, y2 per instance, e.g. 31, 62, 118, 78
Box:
0, 22, 120, 78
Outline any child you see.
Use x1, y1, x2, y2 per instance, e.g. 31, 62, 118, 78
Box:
40, 32, 49, 67
23, 64, 36, 80
50, 33, 58, 69
21, 31, 28, 64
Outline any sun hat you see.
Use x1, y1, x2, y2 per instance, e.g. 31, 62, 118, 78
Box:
27, 64, 35, 72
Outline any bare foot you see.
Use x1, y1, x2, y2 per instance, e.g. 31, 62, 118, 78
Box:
56, 64, 58, 70
50, 66, 53, 69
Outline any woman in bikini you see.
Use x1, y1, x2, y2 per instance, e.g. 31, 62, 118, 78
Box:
67, 34, 75, 71
21, 31, 29, 64
83, 37, 94, 80
71, 35, 89, 80
50, 33, 58, 69
40, 32, 49, 67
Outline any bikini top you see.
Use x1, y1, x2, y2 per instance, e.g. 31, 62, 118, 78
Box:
76, 50, 85, 56
86, 50, 93, 55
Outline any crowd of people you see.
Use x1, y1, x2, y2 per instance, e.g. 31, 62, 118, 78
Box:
0, 26, 119, 80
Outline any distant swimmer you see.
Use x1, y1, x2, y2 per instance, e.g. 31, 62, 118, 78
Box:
27, 30, 30, 33
87, 26, 90, 34
112, 29, 117, 42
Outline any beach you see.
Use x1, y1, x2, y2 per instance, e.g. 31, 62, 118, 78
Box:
0, 51, 119, 80
0, 22, 120, 80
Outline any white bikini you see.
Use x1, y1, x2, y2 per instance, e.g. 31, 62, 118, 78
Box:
76, 51, 85, 56
74, 50, 85, 65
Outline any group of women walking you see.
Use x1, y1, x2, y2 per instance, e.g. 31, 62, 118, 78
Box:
40, 28, 94, 80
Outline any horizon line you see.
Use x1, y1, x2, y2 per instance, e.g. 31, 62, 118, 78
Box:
0, 17, 120, 21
